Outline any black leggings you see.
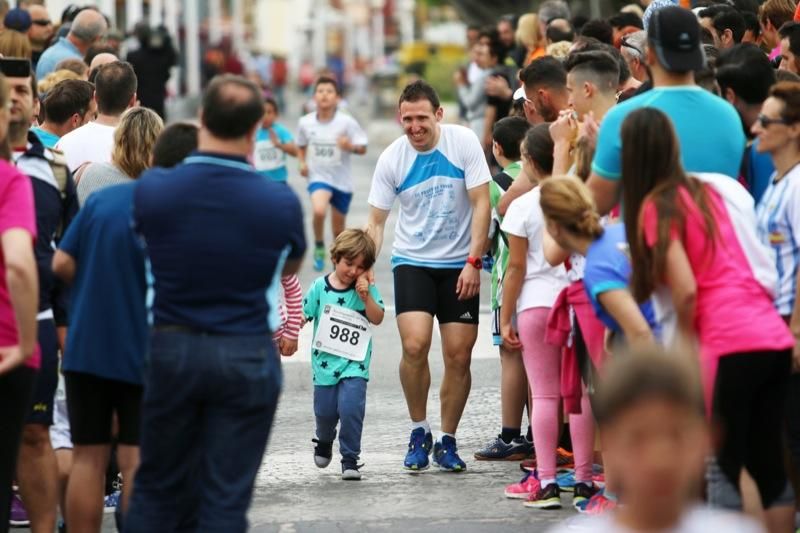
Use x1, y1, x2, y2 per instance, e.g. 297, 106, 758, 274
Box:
0, 365, 35, 533
713, 350, 791, 509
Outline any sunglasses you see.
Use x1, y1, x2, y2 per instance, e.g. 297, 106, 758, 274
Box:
620, 37, 643, 58
31, 19, 51, 26
757, 114, 794, 127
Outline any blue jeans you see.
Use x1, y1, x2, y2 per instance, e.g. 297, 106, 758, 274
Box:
314, 378, 367, 466
125, 331, 282, 533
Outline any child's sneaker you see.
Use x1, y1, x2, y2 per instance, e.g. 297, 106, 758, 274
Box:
342, 461, 363, 480
433, 435, 466, 472
572, 482, 599, 510
403, 427, 432, 472
313, 438, 333, 468
313, 244, 325, 272
9, 491, 29, 526
504, 470, 541, 499
523, 482, 562, 509
576, 487, 617, 515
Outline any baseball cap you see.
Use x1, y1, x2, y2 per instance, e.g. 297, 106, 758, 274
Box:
4, 8, 32, 33
513, 86, 529, 102
648, 6, 706, 72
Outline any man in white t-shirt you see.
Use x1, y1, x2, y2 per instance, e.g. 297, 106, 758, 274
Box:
56, 61, 138, 172
365, 80, 491, 472
297, 76, 368, 271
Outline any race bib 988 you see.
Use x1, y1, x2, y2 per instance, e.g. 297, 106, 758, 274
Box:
312, 305, 372, 361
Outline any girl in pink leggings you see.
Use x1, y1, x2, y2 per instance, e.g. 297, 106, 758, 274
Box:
500, 124, 596, 510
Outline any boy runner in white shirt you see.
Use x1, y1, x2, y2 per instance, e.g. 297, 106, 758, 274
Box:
297, 76, 368, 271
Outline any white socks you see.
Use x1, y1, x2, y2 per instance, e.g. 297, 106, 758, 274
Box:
411, 420, 431, 434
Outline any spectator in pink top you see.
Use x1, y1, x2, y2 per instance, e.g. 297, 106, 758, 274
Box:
622, 107, 795, 532
0, 71, 40, 533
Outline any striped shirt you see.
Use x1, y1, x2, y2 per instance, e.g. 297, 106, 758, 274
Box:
756, 164, 800, 316
273, 274, 303, 341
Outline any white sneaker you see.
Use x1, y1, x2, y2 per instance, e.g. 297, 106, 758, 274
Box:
342, 467, 362, 480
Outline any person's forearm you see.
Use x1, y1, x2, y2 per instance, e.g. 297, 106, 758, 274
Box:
552, 141, 572, 176
297, 146, 307, 165
498, 178, 533, 216
365, 220, 385, 257
469, 190, 491, 258
282, 143, 299, 157
365, 296, 385, 325
7, 257, 38, 356
500, 265, 523, 326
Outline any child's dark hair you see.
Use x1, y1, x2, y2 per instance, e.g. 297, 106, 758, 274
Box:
594, 348, 705, 426
330, 229, 377, 270
315, 75, 339, 95
263, 96, 279, 113
151, 123, 199, 168
492, 117, 530, 161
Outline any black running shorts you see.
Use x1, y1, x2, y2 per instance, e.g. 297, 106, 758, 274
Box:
65, 371, 143, 446
393, 265, 480, 325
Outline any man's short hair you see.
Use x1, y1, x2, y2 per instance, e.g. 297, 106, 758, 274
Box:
492, 116, 530, 161
546, 18, 575, 43
42, 79, 94, 124
565, 51, 621, 93
539, 0, 571, 25
398, 80, 441, 111
608, 11, 644, 30
314, 75, 339, 95
699, 5, 746, 43
519, 56, 567, 90
780, 22, 800, 57
579, 19, 614, 45
202, 75, 264, 140
94, 61, 137, 115
759, 0, 796, 30
715, 43, 776, 104
152, 122, 199, 168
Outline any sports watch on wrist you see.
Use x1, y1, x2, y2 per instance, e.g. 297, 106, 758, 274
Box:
466, 256, 482, 270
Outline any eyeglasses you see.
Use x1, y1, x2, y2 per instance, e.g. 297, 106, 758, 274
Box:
757, 114, 794, 127
620, 37, 643, 58
31, 19, 51, 26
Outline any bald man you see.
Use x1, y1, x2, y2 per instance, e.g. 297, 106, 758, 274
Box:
36, 8, 107, 80
88, 52, 117, 82
26, 4, 53, 68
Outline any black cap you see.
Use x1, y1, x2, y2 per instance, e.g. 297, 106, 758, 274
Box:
0, 59, 32, 78
648, 6, 706, 72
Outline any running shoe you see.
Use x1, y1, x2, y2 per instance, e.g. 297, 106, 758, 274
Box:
403, 428, 432, 472
103, 491, 120, 514
313, 244, 325, 272
504, 470, 541, 499
572, 482, 599, 510
523, 482, 562, 509
575, 487, 617, 515
556, 468, 575, 492
341, 461, 363, 481
9, 492, 29, 526
474, 435, 531, 461
520, 447, 574, 472
433, 435, 467, 472
313, 438, 333, 468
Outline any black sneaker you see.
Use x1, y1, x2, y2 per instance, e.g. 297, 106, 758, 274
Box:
342, 461, 363, 480
572, 482, 598, 509
312, 438, 333, 468
474, 435, 532, 461
524, 482, 562, 509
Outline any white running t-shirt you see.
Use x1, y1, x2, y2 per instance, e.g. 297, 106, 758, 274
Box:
296, 111, 368, 193
368, 124, 491, 269
55, 121, 116, 172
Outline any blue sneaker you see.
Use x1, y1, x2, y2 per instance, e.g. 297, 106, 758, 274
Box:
103, 490, 120, 514
433, 435, 467, 472
557, 468, 576, 492
403, 428, 432, 472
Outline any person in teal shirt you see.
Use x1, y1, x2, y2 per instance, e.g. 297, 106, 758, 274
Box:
252, 97, 297, 182
302, 229, 385, 480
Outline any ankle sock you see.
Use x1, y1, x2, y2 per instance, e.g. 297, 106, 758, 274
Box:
411, 420, 431, 434
501, 427, 521, 444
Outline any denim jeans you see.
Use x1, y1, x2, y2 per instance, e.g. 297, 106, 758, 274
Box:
314, 377, 367, 467
125, 330, 282, 533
